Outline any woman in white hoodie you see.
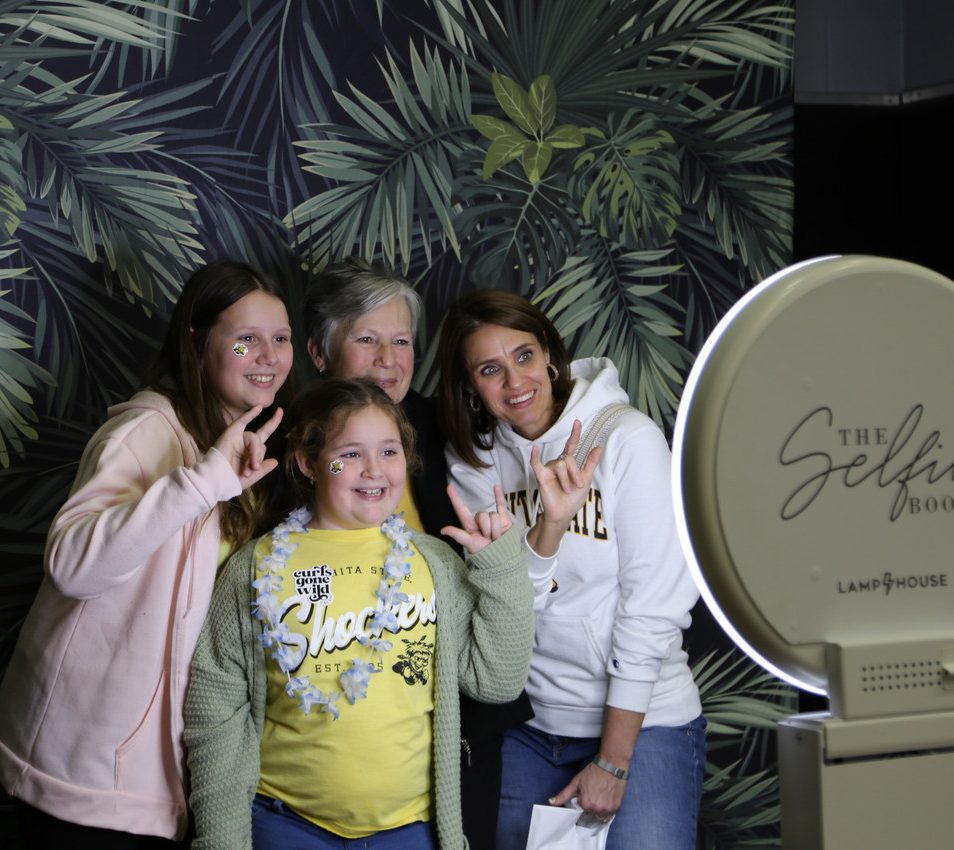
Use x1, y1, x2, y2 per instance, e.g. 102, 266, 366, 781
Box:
438, 290, 704, 850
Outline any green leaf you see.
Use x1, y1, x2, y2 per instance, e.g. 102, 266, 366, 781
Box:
545, 124, 585, 149
569, 112, 681, 249
521, 141, 552, 183
454, 148, 579, 291
0, 288, 55, 467
0, 117, 26, 239
533, 240, 690, 428
528, 75, 556, 134
286, 44, 471, 272
484, 135, 531, 179
472, 113, 525, 142
491, 72, 536, 136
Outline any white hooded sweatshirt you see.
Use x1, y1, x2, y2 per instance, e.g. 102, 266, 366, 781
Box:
446, 358, 701, 737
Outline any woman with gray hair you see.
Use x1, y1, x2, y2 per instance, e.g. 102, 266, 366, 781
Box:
304, 258, 532, 849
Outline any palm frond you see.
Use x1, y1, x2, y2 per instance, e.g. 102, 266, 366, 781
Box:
3, 74, 213, 309
0, 111, 24, 238
691, 648, 797, 847
10, 207, 161, 418
212, 0, 337, 210
677, 101, 793, 283
285, 42, 473, 272
0, 0, 172, 52
427, 0, 790, 122
453, 147, 579, 292
0, 262, 55, 467
533, 240, 690, 427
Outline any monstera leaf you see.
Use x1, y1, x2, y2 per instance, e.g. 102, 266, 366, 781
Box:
569, 111, 681, 249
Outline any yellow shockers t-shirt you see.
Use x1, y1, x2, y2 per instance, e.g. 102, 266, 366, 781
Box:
256, 525, 437, 837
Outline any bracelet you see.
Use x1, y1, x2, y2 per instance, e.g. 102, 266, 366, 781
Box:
591, 755, 629, 780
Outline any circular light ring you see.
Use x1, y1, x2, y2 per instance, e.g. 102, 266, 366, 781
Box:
673, 256, 954, 695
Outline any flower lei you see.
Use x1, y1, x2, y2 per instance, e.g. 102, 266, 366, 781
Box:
251, 507, 415, 718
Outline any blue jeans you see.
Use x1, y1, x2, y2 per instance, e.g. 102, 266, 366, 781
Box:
497, 717, 706, 850
252, 795, 437, 850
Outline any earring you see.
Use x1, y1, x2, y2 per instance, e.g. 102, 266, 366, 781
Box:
547, 362, 558, 381
469, 394, 481, 413
329, 459, 344, 475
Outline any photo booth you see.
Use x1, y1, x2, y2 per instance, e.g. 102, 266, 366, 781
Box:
672, 255, 954, 848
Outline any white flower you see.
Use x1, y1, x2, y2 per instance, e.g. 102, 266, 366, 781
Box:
251, 593, 282, 623
358, 634, 394, 654
285, 675, 310, 697
369, 607, 399, 635
257, 508, 412, 718
381, 514, 414, 549
339, 659, 379, 704
287, 507, 312, 531
253, 573, 283, 594
321, 691, 341, 720
383, 555, 411, 581
375, 579, 409, 607
272, 641, 304, 673
297, 685, 325, 715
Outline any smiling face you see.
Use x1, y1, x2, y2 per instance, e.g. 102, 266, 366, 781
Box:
312, 298, 414, 402
202, 290, 293, 422
299, 405, 407, 530
464, 324, 557, 440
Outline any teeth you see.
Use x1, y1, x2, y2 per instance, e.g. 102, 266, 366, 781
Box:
507, 391, 533, 405
359, 488, 383, 496
247, 375, 274, 384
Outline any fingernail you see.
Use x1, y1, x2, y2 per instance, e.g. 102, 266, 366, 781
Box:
548, 797, 557, 804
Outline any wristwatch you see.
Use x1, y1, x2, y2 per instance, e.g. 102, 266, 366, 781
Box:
591, 755, 630, 780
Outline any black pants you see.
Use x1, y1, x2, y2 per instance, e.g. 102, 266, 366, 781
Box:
14, 799, 187, 850
460, 690, 534, 850
460, 732, 505, 850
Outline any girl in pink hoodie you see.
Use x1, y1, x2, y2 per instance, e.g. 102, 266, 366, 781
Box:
0, 261, 294, 848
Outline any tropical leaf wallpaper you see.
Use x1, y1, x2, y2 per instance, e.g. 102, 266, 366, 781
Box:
0, 0, 796, 845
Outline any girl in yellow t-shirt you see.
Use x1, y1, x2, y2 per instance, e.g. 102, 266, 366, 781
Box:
185, 377, 537, 850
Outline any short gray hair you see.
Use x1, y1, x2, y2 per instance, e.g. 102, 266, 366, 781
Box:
305, 257, 423, 360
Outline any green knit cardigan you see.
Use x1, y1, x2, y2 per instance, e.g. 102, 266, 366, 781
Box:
184, 524, 533, 850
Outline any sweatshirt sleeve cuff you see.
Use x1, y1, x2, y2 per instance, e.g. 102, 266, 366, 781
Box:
188, 446, 243, 506
525, 529, 558, 591
466, 523, 523, 572
606, 676, 654, 715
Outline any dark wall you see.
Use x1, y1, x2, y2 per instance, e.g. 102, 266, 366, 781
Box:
795, 97, 954, 282
794, 0, 954, 280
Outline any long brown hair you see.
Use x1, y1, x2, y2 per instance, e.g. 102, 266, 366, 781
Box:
282, 377, 421, 508
438, 290, 573, 468
143, 260, 294, 544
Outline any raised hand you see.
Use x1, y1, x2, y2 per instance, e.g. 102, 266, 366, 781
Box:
530, 419, 602, 530
212, 405, 284, 490
441, 483, 513, 555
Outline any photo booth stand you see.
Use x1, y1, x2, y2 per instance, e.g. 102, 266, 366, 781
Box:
672, 256, 954, 849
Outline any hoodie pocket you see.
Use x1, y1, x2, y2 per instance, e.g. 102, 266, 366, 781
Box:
531, 614, 609, 700
115, 671, 170, 794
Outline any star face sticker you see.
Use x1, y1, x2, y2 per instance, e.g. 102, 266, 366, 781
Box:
232, 342, 249, 357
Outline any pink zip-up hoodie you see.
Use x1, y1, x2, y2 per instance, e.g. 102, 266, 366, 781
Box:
0, 391, 241, 839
